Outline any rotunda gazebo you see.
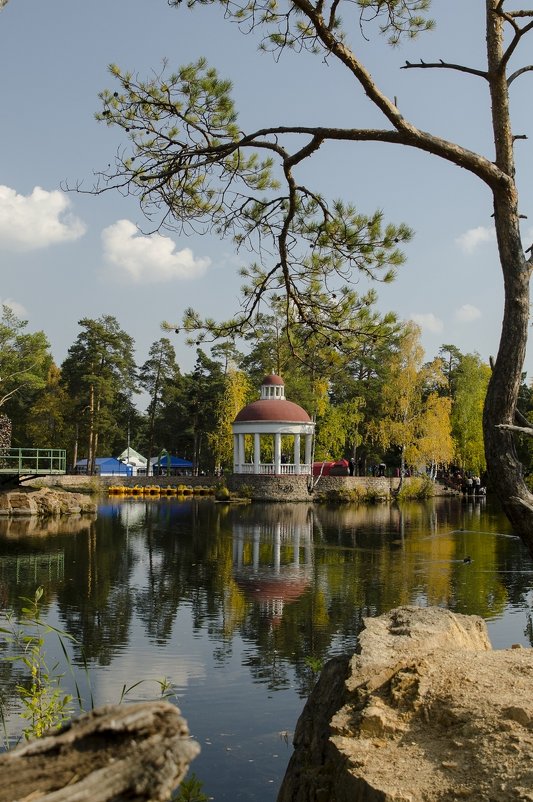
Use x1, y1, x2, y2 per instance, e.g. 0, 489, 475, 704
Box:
232, 374, 315, 475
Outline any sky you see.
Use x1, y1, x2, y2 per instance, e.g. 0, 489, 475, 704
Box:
2, 0, 533, 401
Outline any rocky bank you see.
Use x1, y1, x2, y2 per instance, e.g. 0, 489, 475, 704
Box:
278, 606, 533, 802
0, 487, 97, 517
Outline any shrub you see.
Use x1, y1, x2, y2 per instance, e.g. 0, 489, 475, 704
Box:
395, 476, 435, 500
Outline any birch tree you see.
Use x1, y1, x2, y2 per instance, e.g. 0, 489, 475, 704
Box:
373, 322, 437, 476
208, 366, 251, 472
417, 393, 453, 478
94, 1, 533, 554
451, 353, 491, 474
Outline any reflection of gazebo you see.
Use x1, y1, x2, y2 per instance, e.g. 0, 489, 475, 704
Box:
233, 516, 313, 623
232, 374, 315, 475
235, 569, 310, 623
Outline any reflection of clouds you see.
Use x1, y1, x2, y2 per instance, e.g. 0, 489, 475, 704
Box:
88, 648, 207, 707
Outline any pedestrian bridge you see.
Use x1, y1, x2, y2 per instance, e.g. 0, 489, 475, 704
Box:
0, 448, 66, 476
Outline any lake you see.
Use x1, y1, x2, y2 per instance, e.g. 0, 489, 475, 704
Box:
0, 495, 532, 800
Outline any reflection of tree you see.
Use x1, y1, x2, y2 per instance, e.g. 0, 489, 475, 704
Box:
311, 498, 526, 623
134, 501, 192, 645
131, 500, 241, 645
126, 498, 531, 696
55, 514, 135, 666
1, 496, 531, 703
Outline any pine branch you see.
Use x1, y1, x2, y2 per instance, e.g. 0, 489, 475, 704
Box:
401, 59, 488, 80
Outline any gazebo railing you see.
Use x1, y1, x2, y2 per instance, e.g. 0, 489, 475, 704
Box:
235, 463, 312, 475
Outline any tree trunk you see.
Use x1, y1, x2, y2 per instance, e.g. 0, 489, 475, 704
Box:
0, 701, 199, 802
483, 195, 533, 555
146, 356, 163, 480
87, 383, 95, 475
483, 1, 533, 557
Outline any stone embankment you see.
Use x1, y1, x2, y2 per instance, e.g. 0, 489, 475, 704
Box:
0, 487, 96, 517
277, 606, 533, 802
29, 474, 459, 502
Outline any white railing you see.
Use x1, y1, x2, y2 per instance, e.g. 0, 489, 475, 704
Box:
235, 463, 311, 475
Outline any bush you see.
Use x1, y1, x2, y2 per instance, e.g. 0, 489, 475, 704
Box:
236, 484, 253, 499
395, 476, 434, 500
314, 487, 360, 504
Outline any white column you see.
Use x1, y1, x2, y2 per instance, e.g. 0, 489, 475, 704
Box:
293, 433, 301, 474
274, 432, 281, 474
304, 433, 313, 473
254, 432, 260, 474
239, 433, 246, 470
233, 434, 239, 473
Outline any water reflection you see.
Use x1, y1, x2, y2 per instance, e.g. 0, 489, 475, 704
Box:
0, 497, 532, 801
233, 505, 313, 625
0, 513, 94, 539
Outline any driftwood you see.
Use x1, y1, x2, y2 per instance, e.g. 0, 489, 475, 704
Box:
0, 701, 200, 802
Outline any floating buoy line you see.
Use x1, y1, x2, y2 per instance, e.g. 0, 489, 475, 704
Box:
108, 484, 215, 498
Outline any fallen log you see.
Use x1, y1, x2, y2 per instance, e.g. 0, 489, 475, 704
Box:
0, 700, 200, 802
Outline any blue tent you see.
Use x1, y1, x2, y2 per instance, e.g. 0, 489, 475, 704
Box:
74, 457, 132, 476
150, 455, 193, 475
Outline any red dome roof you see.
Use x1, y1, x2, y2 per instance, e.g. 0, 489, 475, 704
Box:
234, 398, 311, 423
262, 374, 284, 386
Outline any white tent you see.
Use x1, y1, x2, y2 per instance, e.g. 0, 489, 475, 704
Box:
117, 447, 147, 475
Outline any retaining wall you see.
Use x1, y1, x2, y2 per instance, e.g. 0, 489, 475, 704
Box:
227, 473, 402, 501
29, 473, 418, 501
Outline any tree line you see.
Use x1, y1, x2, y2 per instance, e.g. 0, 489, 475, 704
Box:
4, 302, 530, 479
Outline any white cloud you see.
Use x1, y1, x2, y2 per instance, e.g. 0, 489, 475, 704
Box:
455, 225, 495, 254
101, 219, 211, 283
0, 185, 86, 250
455, 303, 481, 323
0, 297, 27, 318
410, 313, 444, 333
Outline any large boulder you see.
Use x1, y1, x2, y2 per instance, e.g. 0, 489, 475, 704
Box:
0, 487, 96, 517
278, 606, 533, 802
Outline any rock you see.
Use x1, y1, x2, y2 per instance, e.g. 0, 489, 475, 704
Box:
0, 487, 96, 517
277, 606, 533, 802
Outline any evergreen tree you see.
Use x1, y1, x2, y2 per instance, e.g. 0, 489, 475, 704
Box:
139, 338, 182, 474
61, 316, 138, 473
181, 350, 225, 473
438, 344, 463, 399
24, 364, 68, 448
